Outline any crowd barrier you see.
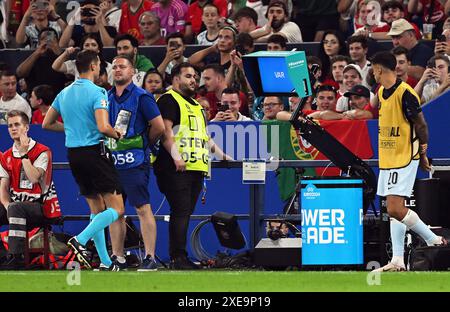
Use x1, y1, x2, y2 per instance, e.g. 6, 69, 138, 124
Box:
0, 41, 400, 72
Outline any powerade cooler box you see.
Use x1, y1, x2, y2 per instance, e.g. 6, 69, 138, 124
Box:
301, 177, 364, 265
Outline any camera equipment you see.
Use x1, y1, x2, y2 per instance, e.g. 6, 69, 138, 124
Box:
211, 211, 246, 250
288, 60, 377, 214
266, 220, 288, 241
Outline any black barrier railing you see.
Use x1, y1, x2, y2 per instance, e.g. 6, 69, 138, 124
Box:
0, 41, 401, 75
52, 158, 450, 249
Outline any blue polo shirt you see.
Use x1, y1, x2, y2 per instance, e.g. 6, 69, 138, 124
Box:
109, 83, 161, 134
52, 78, 109, 148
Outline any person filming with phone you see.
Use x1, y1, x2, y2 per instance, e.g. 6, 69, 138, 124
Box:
59, 0, 117, 48
211, 87, 252, 122
16, 28, 68, 95
434, 31, 450, 57
414, 54, 450, 103
15, 0, 67, 49
157, 32, 188, 82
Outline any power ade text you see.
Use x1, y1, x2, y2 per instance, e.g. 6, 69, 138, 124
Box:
302, 209, 346, 244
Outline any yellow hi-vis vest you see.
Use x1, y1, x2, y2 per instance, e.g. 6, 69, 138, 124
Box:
167, 89, 209, 173
378, 81, 420, 169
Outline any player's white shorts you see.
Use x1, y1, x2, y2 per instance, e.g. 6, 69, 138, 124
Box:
377, 160, 419, 197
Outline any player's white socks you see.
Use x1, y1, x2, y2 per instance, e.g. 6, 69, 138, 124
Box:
390, 218, 406, 267
401, 209, 440, 246
116, 256, 126, 264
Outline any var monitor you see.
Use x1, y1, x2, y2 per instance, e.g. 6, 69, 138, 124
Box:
242, 51, 311, 97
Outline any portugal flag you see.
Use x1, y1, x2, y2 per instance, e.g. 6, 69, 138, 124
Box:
263, 119, 373, 201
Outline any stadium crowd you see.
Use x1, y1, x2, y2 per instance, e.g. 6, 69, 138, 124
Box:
0, 0, 449, 124
0, 0, 450, 270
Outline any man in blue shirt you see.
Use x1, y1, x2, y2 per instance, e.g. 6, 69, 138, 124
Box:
107, 55, 164, 271
43, 50, 124, 271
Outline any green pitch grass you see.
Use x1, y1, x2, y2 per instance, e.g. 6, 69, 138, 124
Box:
1, 271, 450, 292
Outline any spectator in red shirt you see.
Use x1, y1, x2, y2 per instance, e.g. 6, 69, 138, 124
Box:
29, 84, 61, 124
202, 63, 248, 119
392, 46, 418, 88
354, 0, 389, 34
184, 0, 227, 43
119, 0, 154, 40
354, 1, 421, 40
139, 11, 166, 46
330, 55, 352, 100
409, 0, 447, 38
7, 0, 30, 36
310, 84, 376, 120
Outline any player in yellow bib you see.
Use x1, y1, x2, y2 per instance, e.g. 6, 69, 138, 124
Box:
371, 51, 447, 272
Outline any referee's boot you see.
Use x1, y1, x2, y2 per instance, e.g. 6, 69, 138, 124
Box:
67, 236, 92, 269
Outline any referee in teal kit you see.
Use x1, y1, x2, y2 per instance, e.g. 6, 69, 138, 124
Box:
43, 50, 124, 270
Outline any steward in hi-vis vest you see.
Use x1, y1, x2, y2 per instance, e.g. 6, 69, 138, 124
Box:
154, 63, 231, 268
165, 89, 209, 173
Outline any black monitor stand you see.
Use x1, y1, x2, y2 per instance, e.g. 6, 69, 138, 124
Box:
289, 91, 377, 215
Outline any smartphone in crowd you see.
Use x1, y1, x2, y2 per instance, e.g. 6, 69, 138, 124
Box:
33, 1, 49, 10
218, 103, 230, 112
235, 44, 246, 56
169, 41, 181, 50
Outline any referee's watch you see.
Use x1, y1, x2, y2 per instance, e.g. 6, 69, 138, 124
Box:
20, 154, 29, 160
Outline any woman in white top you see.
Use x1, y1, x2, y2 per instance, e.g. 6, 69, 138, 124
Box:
52, 33, 113, 85
196, 3, 221, 46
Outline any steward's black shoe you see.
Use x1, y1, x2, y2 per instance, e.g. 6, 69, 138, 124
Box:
169, 256, 200, 270
111, 255, 128, 270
